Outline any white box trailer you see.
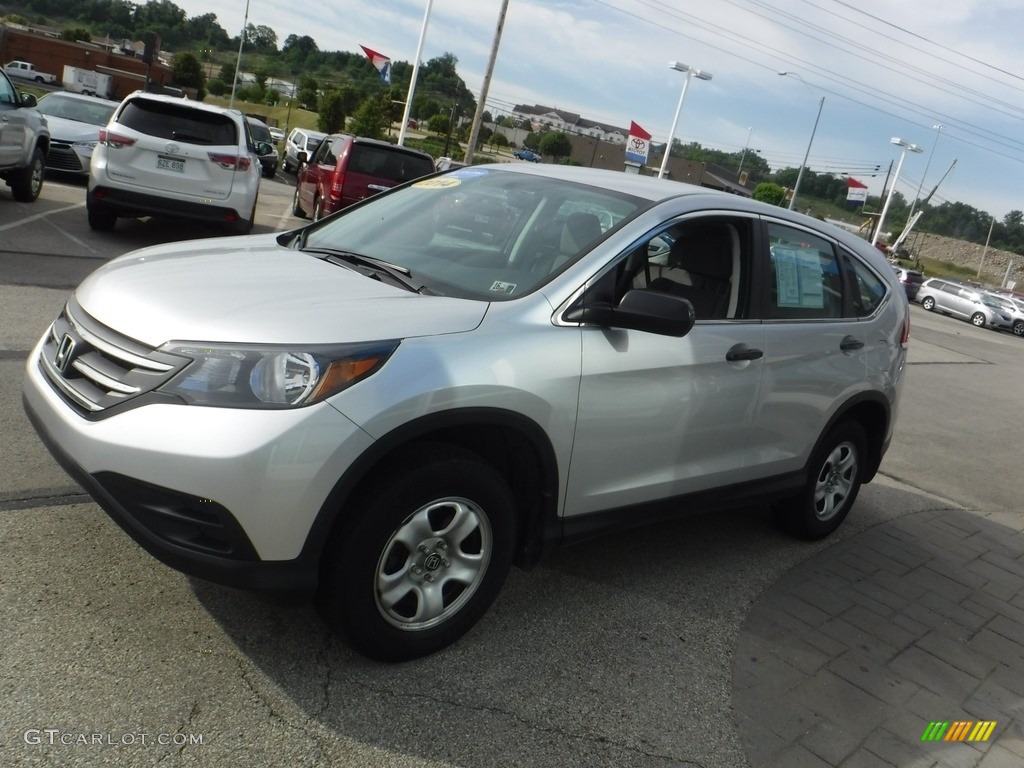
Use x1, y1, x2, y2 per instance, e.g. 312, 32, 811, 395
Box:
62, 65, 115, 99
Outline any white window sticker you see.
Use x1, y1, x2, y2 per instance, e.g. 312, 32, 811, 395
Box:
774, 246, 825, 308
489, 280, 517, 295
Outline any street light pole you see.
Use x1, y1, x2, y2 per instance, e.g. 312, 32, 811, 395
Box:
908, 123, 942, 220
658, 62, 712, 180
228, 0, 251, 109
872, 137, 923, 247
736, 126, 753, 179
778, 72, 823, 211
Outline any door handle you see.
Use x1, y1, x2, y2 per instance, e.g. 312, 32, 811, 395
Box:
726, 344, 764, 362
840, 335, 864, 352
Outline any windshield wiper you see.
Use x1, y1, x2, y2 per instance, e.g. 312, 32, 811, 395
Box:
300, 246, 430, 294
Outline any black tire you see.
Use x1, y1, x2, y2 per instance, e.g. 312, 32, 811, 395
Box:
10, 148, 45, 202
291, 185, 307, 218
87, 204, 117, 231
921, 296, 935, 311
313, 195, 323, 222
775, 421, 866, 541
1013, 320, 1024, 337
971, 312, 986, 327
318, 444, 517, 661
229, 198, 257, 235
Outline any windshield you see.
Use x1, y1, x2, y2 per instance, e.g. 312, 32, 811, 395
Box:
300, 168, 647, 300
38, 94, 116, 126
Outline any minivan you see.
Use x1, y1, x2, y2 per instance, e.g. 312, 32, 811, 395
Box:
917, 278, 1011, 328
291, 135, 434, 220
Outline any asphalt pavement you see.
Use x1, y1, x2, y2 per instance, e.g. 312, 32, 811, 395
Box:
1, 178, 1023, 767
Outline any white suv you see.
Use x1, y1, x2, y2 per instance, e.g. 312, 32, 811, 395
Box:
25, 165, 909, 661
282, 127, 327, 173
86, 92, 261, 233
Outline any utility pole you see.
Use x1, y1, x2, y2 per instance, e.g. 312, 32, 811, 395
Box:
465, 0, 510, 164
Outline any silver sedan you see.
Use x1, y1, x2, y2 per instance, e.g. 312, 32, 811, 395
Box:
36, 91, 119, 176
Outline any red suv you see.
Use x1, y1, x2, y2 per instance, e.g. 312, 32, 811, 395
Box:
292, 135, 434, 220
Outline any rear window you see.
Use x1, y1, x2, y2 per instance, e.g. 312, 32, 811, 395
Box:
348, 145, 434, 183
118, 99, 238, 146
247, 120, 272, 142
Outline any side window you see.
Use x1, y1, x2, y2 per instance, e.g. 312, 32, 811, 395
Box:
0, 73, 15, 105
765, 222, 842, 319
842, 251, 887, 317
610, 216, 751, 320
312, 138, 335, 165
938, 282, 960, 295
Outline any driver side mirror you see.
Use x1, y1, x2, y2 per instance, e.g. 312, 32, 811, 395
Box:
256, 141, 273, 155
296, 150, 308, 167
564, 289, 695, 337
20, 92, 37, 108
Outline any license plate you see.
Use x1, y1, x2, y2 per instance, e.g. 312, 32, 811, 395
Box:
157, 156, 185, 173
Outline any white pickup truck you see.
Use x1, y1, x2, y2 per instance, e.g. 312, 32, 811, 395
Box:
4, 59, 57, 84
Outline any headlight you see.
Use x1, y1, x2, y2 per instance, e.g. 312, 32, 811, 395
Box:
158, 340, 399, 408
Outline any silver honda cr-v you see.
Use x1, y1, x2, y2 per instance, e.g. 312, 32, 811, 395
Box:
24, 165, 909, 661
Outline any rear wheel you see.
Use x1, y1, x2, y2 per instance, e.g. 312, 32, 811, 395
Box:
10, 148, 45, 202
775, 421, 866, 540
318, 444, 516, 661
291, 185, 306, 218
1013, 320, 1024, 337
313, 195, 323, 221
87, 203, 117, 231
921, 296, 935, 311
971, 312, 986, 327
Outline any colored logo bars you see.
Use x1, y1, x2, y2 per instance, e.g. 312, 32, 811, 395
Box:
921, 721, 997, 743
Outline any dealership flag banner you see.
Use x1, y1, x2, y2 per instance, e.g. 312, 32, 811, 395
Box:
625, 121, 652, 165
847, 177, 869, 202
360, 45, 392, 84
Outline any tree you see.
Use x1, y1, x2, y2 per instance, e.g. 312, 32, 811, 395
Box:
349, 95, 387, 140
171, 52, 206, 100
539, 132, 572, 163
206, 77, 226, 96
60, 27, 91, 42
753, 182, 787, 207
218, 62, 237, 86
427, 113, 450, 136
297, 77, 319, 111
319, 90, 347, 133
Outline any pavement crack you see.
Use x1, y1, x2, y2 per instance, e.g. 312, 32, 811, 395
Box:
0, 487, 91, 511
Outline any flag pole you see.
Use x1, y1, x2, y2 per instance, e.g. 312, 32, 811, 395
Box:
398, 0, 434, 147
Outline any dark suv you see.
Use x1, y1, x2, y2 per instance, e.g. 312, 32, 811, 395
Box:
891, 264, 924, 300
292, 135, 434, 220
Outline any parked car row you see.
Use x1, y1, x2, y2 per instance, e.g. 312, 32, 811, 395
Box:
914, 275, 1024, 335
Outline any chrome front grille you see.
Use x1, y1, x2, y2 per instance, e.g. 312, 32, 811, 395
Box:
39, 299, 189, 414
45, 143, 85, 172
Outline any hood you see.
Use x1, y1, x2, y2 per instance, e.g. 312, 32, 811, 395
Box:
75, 234, 488, 347
40, 115, 102, 143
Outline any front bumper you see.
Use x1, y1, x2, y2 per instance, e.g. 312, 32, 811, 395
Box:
23, 335, 375, 590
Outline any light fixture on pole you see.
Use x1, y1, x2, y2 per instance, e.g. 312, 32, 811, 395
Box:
872, 137, 923, 247
907, 123, 942, 220
658, 62, 712, 180
737, 126, 753, 180
398, 0, 435, 147
778, 72, 824, 211
229, 0, 251, 109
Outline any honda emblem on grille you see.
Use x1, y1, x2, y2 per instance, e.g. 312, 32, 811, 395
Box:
54, 334, 77, 373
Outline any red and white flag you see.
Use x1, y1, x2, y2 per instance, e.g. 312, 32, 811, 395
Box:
360, 45, 392, 84
847, 177, 868, 202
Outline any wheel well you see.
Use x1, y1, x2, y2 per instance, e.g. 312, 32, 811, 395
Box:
834, 398, 889, 482
309, 413, 560, 581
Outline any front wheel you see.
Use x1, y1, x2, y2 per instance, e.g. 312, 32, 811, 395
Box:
971, 312, 986, 327
921, 296, 935, 311
318, 444, 516, 661
1013, 320, 1024, 337
10, 148, 44, 202
775, 421, 866, 540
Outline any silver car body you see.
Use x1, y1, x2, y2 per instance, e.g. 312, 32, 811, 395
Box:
24, 163, 907, 590
35, 91, 119, 175
917, 278, 1011, 328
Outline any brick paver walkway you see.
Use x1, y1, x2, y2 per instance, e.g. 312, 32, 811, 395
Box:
733, 509, 1024, 767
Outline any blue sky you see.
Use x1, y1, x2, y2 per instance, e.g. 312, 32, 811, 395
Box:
171, 0, 1024, 220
